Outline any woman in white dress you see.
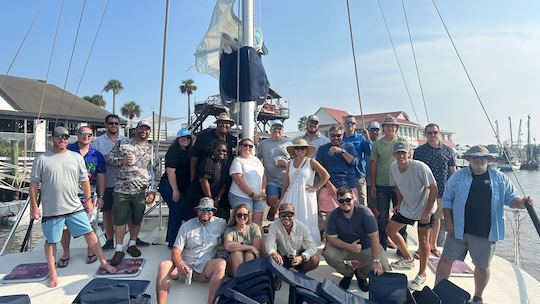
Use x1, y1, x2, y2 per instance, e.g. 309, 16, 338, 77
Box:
281, 139, 330, 245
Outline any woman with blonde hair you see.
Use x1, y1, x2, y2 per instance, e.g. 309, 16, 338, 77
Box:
224, 203, 263, 277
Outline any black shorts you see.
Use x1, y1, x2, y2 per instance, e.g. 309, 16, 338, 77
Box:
101, 187, 115, 212
391, 212, 434, 228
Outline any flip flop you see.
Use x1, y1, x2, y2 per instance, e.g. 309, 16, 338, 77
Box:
266, 207, 277, 221
57, 257, 70, 268
430, 248, 441, 257
86, 254, 97, 264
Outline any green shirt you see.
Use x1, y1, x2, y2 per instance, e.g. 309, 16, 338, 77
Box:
224, 223, 262, 245
371, 137, 402, 186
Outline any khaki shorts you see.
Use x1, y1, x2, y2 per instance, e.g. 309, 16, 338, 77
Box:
434, 197, 443, 219
192, 270, 209, 282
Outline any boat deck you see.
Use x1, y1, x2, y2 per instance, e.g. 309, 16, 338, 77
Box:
0, 216, 539, 303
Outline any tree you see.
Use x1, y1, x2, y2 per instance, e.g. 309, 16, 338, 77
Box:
82, 94, 106, 107
179, 79, 197, 126
297, 115, 308, 131
121, 101, 141, 128
102, 79, 124, 114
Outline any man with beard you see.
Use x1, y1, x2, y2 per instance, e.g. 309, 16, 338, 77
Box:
343, 116, 370, 206
257, 120, 292, 220
30, 127, 116, 288
296, 114, 329, 157
107, 120, 160, 265
323, 187, 388, 291
435, 146, 534, 304
156, 198, 227, 304
93, 114, 130, 249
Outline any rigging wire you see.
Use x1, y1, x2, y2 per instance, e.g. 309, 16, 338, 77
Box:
344, 0, 366, 129
401, 0, 430, 124
375, 0, 419, 124
429, 0, 527, 196
54, 0, 88, 127
156, 0, 171, 155
64, 0, 111, 124
0, 0, 45, 87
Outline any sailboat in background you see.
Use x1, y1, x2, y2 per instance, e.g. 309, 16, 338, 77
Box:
520, 115, 539, 170
497, 117, 521, 172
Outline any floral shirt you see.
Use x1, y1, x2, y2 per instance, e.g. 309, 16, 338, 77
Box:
67, 143, 106, 187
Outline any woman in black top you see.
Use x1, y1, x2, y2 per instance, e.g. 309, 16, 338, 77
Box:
158, 128, 192, 248
183, 140, 230, 221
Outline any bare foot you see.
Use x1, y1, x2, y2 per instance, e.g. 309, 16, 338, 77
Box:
48, 276, 59, 288
101, 262, 117, 274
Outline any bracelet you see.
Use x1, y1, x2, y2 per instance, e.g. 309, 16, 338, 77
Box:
372, 258, 381, 263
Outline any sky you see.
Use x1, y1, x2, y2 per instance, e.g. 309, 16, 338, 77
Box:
1, 0, 539, 145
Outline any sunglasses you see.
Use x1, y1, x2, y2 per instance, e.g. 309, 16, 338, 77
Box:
242, 144, 254, 149
215, 149, 227, 153
236, 213, 249, 219
199, 207, 215, 212
279, 211, 294, 219
271, 127, 283, 131
294, 146, 307, 151
426, 131, 439, 135
345, 121, 356, 125
307, 121, 319, 125
107, 122, 119, 126
338, 198, 353, 204
79, 132, 93, 137
470, 155, 488, 160
369, 128, 380, 132
330, 134, 342, 138
54, 134, 70, 140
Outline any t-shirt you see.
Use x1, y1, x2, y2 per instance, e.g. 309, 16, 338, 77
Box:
30, 151, 88, 217
163, 145, 191, 193
413, 143, 455, 197
371, 137, 401, 186
326, 204, 378, 249
464, 171, 492, 238
224, 223, 262, 246
192, 128, 237, 162
316, 142, 359, 188
389, 160, 437, 220
257, 138, 292, 187
229, 155, 265, 198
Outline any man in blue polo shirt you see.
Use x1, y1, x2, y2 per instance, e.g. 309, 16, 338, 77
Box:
323, 187, 388, 291
343, 116, 370, 206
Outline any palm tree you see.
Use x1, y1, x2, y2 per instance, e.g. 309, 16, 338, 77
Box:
121, 101, 142, 128
297, 115, 308, 131
82, 94, 106, 107
102, 79, 124, 114
179, 79, 197, 126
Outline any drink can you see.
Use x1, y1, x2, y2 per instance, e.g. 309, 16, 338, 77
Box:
185, 267, 193, 286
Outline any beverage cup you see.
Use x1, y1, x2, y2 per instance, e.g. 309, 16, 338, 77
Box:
185, 267, 193, 286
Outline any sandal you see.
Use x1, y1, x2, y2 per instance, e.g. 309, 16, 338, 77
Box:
430, 248, 441, 257
266, 207, 278, 221
86, 254, 97, 264
57, 257, 70, 268
263, 224, 270, 234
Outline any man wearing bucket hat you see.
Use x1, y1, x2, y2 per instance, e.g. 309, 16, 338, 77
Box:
257, 120, 292, 220
156, 197, 227, 304
434, 145, 534, 304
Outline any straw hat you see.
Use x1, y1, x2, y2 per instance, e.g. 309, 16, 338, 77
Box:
214, 112, 235, 125
463, 145, 494, 160
286, 139, 316, 156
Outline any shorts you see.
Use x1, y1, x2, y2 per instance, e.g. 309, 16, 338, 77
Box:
442, 234, 495, 268
228, 192, 264, 212
318, 186, 358, 213
391, 212, 434, 228
192, 270, 209, 282
102, 187, 115, 212
266, 184, 281, 197
113, 191, 147, 226
434, 197, 443, 219
42, 210, 93, 244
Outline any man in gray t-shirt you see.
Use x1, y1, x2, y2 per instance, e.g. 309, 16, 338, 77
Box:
257, 120, 292, 220
386, 141, 437, 291
30, 127, 116, 288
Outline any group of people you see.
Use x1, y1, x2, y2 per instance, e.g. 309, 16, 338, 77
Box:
30, 111, 533, 304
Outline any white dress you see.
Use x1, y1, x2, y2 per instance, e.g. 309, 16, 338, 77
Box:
283, 158, 320, 245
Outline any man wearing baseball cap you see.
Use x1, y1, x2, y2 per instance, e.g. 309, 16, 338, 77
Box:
365, 121, 380, 214
296, 114, 329, 157
435, 145, 534, 304
342, 116, 370, 206
156, 197, 227, 304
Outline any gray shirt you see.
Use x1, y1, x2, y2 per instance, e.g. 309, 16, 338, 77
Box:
174, 216, 227, 273
257, 138, 292, 187
296, 132, 330, 158
389, 160, 437, 220
265, 219, 318, 261
30, 151, 88, 217
93, 133, 125, 188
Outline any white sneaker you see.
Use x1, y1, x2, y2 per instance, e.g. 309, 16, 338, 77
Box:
390, 258, 414, 269
409, 274, 426, 291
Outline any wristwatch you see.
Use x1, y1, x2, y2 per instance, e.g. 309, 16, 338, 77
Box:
340, 149, 345, 154
372, 258, 381, 263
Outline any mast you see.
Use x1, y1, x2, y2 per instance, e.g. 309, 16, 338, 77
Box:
509, 116, 513, 148
241, 0, 255, 141
527, 114, 532, 162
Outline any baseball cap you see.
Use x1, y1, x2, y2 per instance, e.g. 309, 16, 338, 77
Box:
176, 128, 192, 138
53, 126, 69, 136
393, 141, 409, 153
137, 120, 151, 128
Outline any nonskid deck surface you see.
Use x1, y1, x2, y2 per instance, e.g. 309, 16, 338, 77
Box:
0, 225, 539, 303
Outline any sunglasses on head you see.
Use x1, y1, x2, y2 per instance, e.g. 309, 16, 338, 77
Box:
107, 122, 119, 126
279, 211, 294, 219
236, 213, 249, 219
338, 198, 353, 204
199, 207, 215, 212
294, 146, 307, 151
54, 134, 70, 140
79, 132, 92, 137
470, 155, 488, 160
242, 143, 254, 149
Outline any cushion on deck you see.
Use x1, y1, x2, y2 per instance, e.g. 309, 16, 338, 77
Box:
0, 294, 31, 304
80, 283, 130, 304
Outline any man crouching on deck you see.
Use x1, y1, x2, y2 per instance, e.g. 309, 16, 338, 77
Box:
29, 126, 116, 288
156, 197, 227, 304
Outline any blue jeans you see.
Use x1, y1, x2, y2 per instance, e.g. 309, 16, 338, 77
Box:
376, 186, 407, 250
159, 178, 184, 248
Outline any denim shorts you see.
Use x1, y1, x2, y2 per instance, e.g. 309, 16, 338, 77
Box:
228, 192, 264, 212
42, 210, 93, 244
266, 184, 281, 197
